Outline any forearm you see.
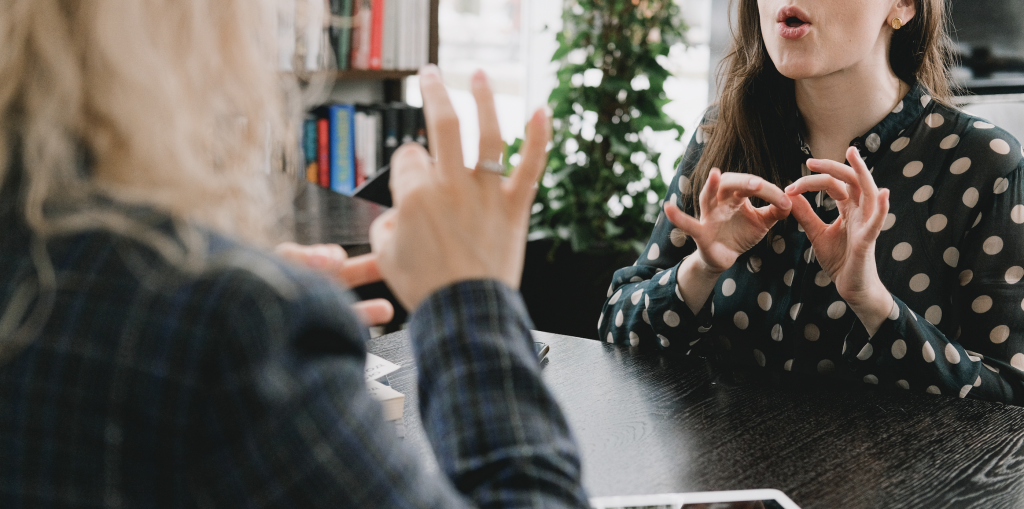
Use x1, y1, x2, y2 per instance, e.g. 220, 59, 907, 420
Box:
676, 255, 722, 316
409, 280, 589, 508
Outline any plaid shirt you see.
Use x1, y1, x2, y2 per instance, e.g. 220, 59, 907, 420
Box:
0, 203, 589, 507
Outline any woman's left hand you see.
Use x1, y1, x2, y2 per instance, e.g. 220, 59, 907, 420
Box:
785, 146, 894, 334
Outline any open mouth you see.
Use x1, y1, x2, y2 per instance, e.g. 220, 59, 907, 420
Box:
776, 6, 811, 39
785, 16, 807, 28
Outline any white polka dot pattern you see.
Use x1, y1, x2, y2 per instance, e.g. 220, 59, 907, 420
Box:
903, 161, 924, 177
913, 185, 933, 202
950, 157, 971, 174
963, 188, 979, 208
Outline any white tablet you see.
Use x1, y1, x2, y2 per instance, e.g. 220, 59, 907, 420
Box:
590, 489, 802, 509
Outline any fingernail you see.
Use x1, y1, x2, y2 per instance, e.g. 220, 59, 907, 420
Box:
785, 184, 794, 193
419, 64, 439, 82
780, 196, 792, 208
748, 178, 759, 189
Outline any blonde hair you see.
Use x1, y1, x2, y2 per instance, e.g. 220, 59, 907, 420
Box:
0, 0, 301, 361
0, 0, 294, 249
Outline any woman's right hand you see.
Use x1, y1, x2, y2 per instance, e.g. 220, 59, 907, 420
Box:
664, 168, 793, 276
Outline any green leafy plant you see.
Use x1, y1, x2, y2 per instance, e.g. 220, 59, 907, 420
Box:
510, 0, 686, 256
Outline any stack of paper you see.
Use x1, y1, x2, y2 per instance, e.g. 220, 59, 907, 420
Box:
365, 353, 405, 436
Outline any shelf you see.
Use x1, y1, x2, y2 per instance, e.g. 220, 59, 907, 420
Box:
332, 69, 418, 81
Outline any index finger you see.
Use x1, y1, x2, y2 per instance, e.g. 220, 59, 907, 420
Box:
715, 173, 793, 211
418, 65, 465, 173
846, 146, 878, 201
337, 254, 385, 288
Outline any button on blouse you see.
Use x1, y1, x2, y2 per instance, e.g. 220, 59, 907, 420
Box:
599, 83, 1024, 404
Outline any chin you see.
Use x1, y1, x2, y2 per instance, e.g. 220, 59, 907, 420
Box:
769, 54, 824, 80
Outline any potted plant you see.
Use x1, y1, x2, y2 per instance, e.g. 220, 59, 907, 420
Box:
514, 0, 686, 339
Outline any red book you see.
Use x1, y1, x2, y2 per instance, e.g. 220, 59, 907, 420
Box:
369, 0, 385, 70
317, 118, 330, 188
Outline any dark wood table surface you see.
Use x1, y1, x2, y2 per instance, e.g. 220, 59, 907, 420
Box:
293, 180, 386, 256
367, 330, 1024, 509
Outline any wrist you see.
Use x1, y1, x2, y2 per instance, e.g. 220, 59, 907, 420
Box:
681, 253, 724, 282
846, 282, 893, 337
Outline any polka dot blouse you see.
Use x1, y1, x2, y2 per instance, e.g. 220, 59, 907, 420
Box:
600, 83, 1024, 404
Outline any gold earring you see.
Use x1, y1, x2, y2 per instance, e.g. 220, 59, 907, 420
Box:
891, 17, 903, 30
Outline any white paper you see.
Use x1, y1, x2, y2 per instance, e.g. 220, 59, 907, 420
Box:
366, 378, 403, 400
365, 353, 401, 382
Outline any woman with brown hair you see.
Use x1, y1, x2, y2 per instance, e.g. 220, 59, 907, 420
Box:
601, 0, 1024, 404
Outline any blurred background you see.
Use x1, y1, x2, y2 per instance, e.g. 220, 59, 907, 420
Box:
409, 0, 712, 185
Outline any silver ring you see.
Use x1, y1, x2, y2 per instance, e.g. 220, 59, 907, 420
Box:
477, 159, 505, 174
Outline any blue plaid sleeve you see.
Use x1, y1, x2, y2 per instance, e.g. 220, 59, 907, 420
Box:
195, 270, 587, 508
410, 280, 590, 509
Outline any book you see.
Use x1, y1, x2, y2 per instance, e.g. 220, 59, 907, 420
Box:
317, 117, 330, 188
303, 117, 319, 184
305, 103, 424, 192
382, 0, 398, 70
382, 105, 401, 167
329, 104, 357, 195
350, 0, 373, 69
369, 0, 385, 69
333, 0, 354, 70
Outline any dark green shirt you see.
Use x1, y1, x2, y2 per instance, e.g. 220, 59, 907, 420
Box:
600, 83, 1024, 404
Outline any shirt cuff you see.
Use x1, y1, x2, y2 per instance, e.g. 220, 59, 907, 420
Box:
841, 293, 909, 379
643, 263, 714, 350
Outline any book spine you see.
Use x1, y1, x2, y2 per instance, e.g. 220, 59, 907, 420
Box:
354, 111, 367, 187
330, 105, 357, 195
351, 0, 371, 69
401, 105, 417, 145
382, 0, 396, 70
369, 0, 385, 69
370, 110, 382, 175
382, 105, 400, 167
317, 118, 330, 187
337, 0, 354, 70
303, 118, 319, 184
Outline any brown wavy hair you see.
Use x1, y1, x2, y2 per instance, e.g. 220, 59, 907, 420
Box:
687, 0, 955, 213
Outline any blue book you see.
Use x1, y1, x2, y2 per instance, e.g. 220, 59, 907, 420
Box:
329, 104, 357, 195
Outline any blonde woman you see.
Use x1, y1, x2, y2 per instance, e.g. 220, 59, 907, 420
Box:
0, 1, 590, 507
601, 0, 1024, 404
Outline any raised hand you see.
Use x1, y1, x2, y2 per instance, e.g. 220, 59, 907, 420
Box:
369, 66, 552, 310
785, 146, 894, 334
275, 242, 395, 326
664, 168, 793, 275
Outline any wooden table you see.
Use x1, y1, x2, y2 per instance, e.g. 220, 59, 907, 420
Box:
367, 330, 1024, 509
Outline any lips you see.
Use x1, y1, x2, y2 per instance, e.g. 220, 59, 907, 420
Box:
776, 5, 811, 40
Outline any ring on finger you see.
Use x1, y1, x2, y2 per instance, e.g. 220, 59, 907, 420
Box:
476, 159, 505, 174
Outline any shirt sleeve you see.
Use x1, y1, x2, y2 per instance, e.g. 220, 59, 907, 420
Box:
196, 270, 588, 508
410, 280, 589, 508
598, 125, 713, 351
842, 160, 1024, 404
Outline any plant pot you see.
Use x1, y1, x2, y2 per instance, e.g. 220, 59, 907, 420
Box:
519, 239, 637, 340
